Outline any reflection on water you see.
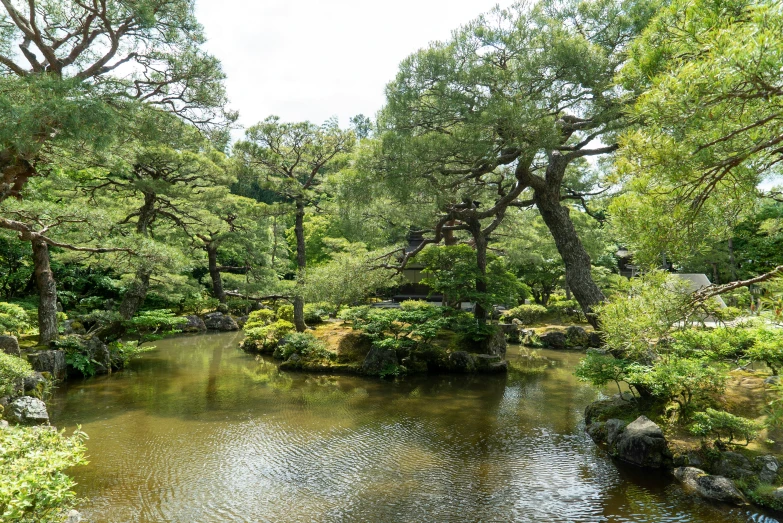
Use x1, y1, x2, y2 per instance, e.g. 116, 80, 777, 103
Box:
49, 332, 779, 523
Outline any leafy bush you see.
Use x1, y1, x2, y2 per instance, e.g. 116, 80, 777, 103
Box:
690, 408, 761, 447
303, 303, 327, 324
575, 351, 632, 396
744, 327, 783, 375
501, 304, 548, 324
180, 294, 219, 315
274, 332, 334, 361
108, 340, 155, 368
0, 352, 33, 397
124, 309, 188, 342
627, 356, 727, 416
0, 302, 30, 336
245, 319, 295, 351
276, 304, 294, 323
0, 425, 87, 522
226, 298, 253, 315
546, 297, 585, 322
340, 304, 449, 352
244, 309, 275, 329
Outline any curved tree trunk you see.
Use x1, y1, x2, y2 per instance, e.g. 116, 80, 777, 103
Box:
206, 243, 226, 303
31, 236, 58, 345
293, 199, 307, 332
119, 269, 151, 320
535, 187, 605, 328
471, 224, 489, 322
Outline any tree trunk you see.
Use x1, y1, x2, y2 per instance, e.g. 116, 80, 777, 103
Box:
119, 269, 151, 320
206, 243, 226, 303
728, 237, 737, 281
293, 199, 307, 332
535, 188, 605, 328
31, 236, 58, 345
471, 225, 489, 322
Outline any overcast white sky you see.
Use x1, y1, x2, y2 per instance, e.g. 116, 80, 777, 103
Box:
195, 0, 514, 132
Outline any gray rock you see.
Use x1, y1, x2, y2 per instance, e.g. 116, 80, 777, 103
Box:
565, 326, 589, 348
773, 487, 783, 501
22, 372, 47, 396
0, 419, 8, 429
754, 455, 779, 484
765, 376, 781, 385
584, 393, 635, 425
447, 351, 476, 373
586, 421, 606, 443
236, 315, 249, 328
0, 334, 20, 356
605, 419, 627, 446
714, 451, 755, 480
587, 332, 603, 348
6, 396, 49, 425
613, 415, 669, 468
498, 323, 520, 343
361, 346, 398, 375
481, 328, 507, 359
489, 360, 509, 373
62, 320, 86, 336
203, 312, 239, 331
27, 350, 66, 380
181, 315, 207, 333
474, 353, 501, 371
65, 509, 82, 523
217, 303, 230, 314
674, 467, 746, 505
540, 330, 567, 350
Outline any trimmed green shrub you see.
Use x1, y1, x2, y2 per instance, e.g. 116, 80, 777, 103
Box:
690, 408, 761, 447
276, 304, 294, 323
245, 320, 295, 352
0, 352, 33, 397
501, 304, 547, 324
0, 302, 30, 336
0, 425, 87, 522
274, 332, 334, 361
244, 309, 275, 329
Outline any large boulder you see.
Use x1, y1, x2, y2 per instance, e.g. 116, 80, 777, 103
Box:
0, 335, 20, 356
447, 351, 476, 373
22, 372, 48, 397
62, 320, 86, 336
474, 354, 508, 373
713, 451, 755, 481
674, 467, 746, 505
479, 329, 507, 359
5, 396, 49, 425
27, 350, 66, 380
613, 415, 670, 468
181, 315, 207, 333
584, 393, 635, 425
754, 455, 780, 484
587, 331, 603, 348
565, 326, 589, 348
203, 312, 239, 331
361, 346, 398, 375
540, 330, 567, 350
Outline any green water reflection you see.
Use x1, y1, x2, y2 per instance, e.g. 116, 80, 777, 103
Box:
49, 332, 779, 522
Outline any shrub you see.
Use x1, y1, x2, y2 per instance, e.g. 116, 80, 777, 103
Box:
690, 409, 761, 447
500, 304, 547, 324
546, 297, 585, 322
245, 320, 295, 351
274, 332, 334, 361
244, 309, 275, 329
626, 356, 727, 417
0, 425, 87, 522
744, 327, 783, 375
575, 351, 632, 396
303, 303, 327, 324
0, 352, 33, 397
276, 304, 294, 323
180, 294, 220, 315
0, 302, 30, 336
124, 309, 187, 342
109, 340, 155, 368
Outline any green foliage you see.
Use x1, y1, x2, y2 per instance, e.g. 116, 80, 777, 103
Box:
597, 271, 693, 360
244, 320, 295, 351
546, 297, 586, 323
340, 304, 449, 352
124, 310, 188, 342
276, 304, 294, 323
0, 425, 87, 523
0, 302, 30, 336
501, 304, 548, 325
180, 294, 220, 315
303, 303, 327, 324
743, 327, 783, 375
274, 332, 334, 361
244, 309, 275, 329
0, 352, 33, 397
575, 351, 632, 396
417, 245, 521, 310
690, 409, 761, 447
627, 356, 727, 416
108, 341, 155, 369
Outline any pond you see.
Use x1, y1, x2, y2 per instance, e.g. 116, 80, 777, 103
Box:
49, 332, 779, 522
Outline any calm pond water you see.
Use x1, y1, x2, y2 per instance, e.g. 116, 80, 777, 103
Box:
49, 331, 779, 523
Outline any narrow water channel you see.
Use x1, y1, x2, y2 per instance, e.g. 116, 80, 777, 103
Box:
49, 332, 779, 522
